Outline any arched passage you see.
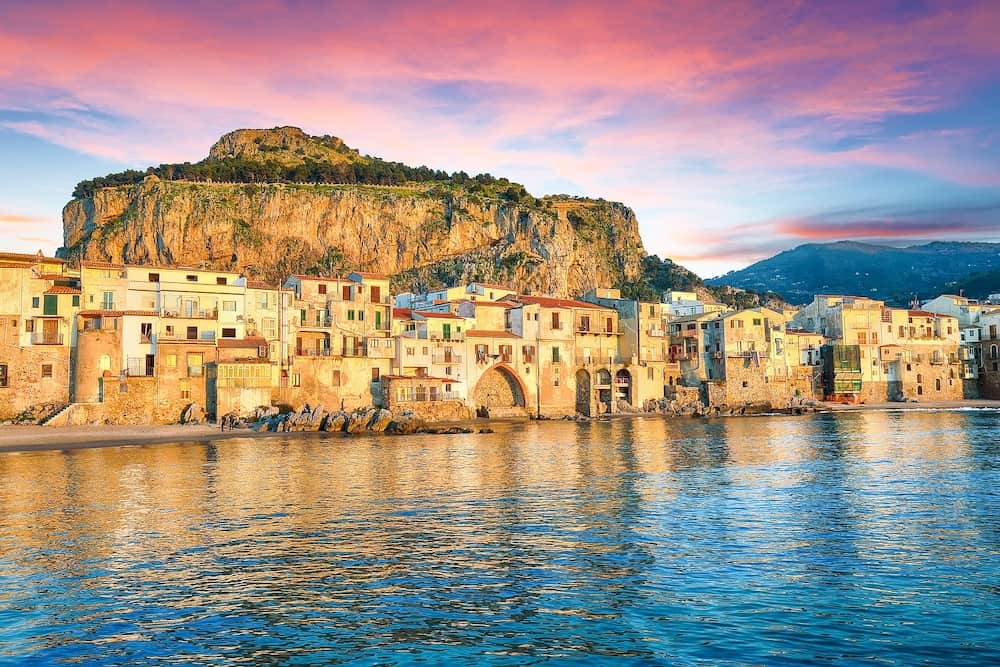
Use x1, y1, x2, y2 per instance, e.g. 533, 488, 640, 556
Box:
473, 365, 526, 408
575, 369, 591, 416
615, 369, 632, 406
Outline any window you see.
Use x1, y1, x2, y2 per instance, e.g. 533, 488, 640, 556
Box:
180, 378, 191, 399
216, 277, 227, 285
553, 366, 560, 386
342, 285, 352, 301
348, 310, 355, 321
606, 317, 613, 333
552, 346, 560, 363
186, 275, 198, 282
580, 315, 590, 331
332, 370, 342, 386
523, 345, 535, 363
372, 368, 381, 381
41, 364, 53, 378
166, 354, 177, 369
371, 286, 382, 303
263, 318, 277, 339
551, 312, 561, 330
186, 326, 198, 340
102, 291, 114, 309
222, 328, 236, 338
223, 300, 236, 312
753, 318, 762, 326
318, 284, 327, 295
187, 353, 204, 376
0, 364, 7, 388
25, 319, 34, 333
99, 354, 111, 372
31, 297, 39, 308
292, 373, 301, 387
149, 273, 159, 282
165, 325, 174, 337
72, 295, 80, 307
358, 311, 364, 321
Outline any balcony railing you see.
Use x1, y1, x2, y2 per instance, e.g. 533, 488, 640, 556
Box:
31, 332, 64, 345
342, 345, 368, 357
298, 348, 332, 357
163, 308, 218, 319
431, 353, 463, 365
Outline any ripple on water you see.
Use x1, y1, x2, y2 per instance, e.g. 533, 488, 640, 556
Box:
0, 411, 998, 665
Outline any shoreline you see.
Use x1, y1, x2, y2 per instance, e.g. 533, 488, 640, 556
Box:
1, 400, 998, 454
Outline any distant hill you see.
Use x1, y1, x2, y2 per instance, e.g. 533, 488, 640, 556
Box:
707, 241, 1000, 305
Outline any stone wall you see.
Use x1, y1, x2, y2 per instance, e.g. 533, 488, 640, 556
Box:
721, 359, 793, 409
0, 345, 71, 420
396, 401, 473, 422
895, 360, 964, 402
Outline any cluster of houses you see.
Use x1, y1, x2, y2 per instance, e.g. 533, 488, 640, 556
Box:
2, 249, 999, 424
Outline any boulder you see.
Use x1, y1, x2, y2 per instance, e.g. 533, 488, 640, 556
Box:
386, 412, 426, 435
346, 408, 377, 433
322, 412, 348, 432
180, 402, 205, 424
366, 409, 393, 433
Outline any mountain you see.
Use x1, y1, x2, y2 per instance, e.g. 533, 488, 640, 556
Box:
61, 126, 707, 298
707, 241, 1000, 305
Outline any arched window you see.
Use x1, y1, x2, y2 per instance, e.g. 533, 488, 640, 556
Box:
992, 344, 998, 360
916, 373, 922, 384
917, 385, 923, 396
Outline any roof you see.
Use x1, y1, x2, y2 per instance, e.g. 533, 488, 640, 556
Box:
217, 337, 268, 349
78, 309, 159, 317
246, 280, 278, 290
0, 251, 65, 263
37, 273, 76, 281
290, 274, 347, 282
413, 310, 463, 320
349, 271, 388, 280
669, 312, 719, 323
81, 260, 125, 269
44, 285, 81, 295
392, 307, 413, 319
470, 282, 516, 291
515, 295, 612, 310
908, 310, 938, 317
465, 330, 519, 338
470, 300, 518, 308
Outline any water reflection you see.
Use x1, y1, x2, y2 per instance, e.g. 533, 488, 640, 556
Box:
1, 412, 998, 665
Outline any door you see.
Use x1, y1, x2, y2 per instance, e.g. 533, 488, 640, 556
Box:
145, 354, 155, 377
375, 310, 382, 330
43, 319, 59, 344
443, 323, 451, 340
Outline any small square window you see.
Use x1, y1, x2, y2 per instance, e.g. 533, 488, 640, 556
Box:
41, 364, 53, 378
31, 297, 39, 308
216, 277, 227, 285
186, 275, 198, 282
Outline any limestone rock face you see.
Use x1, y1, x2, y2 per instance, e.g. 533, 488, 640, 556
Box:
61, 175, 647, 297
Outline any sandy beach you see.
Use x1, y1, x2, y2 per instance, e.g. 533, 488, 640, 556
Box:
2, 400, 998, 454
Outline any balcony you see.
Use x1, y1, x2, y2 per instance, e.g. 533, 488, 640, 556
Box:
31, 332, 64, 345
431, 352, 463, 365
342, 345, 368, 357
163, 308, 218, 320
298, 348, 333, 357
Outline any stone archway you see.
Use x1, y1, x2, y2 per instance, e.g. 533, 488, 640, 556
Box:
575, 369, 591, 416
473, 366, 526, 408
615, 369, 632, 406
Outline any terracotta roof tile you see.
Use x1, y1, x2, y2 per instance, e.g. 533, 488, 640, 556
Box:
465, 330, 519, 338
515, 295, 612, 310
44, 285, 81, 295
413, 310, 462, 320
0, 251, 65, 263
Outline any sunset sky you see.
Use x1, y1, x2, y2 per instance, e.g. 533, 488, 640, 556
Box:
2, 0, 999, 277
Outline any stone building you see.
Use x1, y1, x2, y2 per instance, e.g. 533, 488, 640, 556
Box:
0, 252, 80, 420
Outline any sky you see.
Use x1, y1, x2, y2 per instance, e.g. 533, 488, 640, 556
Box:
1, 0, 999, 278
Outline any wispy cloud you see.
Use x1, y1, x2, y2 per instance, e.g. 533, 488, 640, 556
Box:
1, 1, 999, 273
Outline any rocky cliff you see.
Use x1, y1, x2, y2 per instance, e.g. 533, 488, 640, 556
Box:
61, 128, 649, 296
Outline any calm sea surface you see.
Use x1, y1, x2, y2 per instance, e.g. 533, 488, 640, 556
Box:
1, 411, 998, 666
